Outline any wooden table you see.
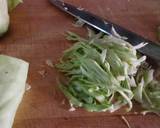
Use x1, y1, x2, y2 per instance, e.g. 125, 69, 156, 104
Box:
0, 0, 160, 127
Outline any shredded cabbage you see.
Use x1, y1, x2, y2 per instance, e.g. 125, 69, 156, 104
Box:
56, 30, 160, 113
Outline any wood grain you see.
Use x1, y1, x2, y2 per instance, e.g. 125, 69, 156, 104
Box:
0, 0, 160, 127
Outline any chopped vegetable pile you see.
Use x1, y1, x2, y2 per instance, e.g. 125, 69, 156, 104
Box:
56, 30, 160, 113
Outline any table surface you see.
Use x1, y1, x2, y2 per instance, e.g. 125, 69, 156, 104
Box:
1, 0, 160, 128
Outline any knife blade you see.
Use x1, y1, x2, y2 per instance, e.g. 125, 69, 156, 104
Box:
50, 0, 160, 62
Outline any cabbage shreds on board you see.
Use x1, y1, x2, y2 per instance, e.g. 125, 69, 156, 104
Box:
56, 30, 160, 112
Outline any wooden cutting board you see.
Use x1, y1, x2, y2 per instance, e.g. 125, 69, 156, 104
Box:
0, 0, 160, 127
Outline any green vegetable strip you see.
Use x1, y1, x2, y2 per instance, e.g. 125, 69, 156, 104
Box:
7, 0, 22, 11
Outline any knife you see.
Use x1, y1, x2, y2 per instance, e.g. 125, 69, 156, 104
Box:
49, 0, 160, 62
